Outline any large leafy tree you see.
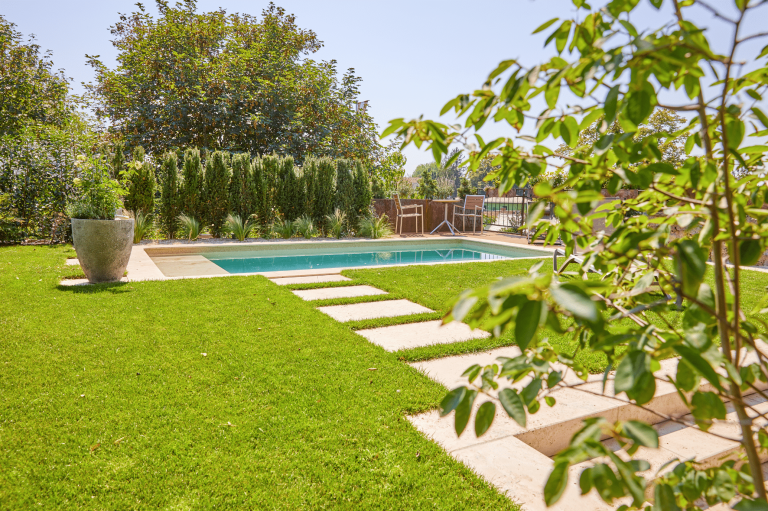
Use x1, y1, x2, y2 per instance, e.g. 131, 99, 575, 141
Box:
385, 0, 768, 509
0, 15, 73, 137
85, 1, 379, 164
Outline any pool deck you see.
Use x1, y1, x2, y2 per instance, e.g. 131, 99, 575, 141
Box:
62, 232, 556, 285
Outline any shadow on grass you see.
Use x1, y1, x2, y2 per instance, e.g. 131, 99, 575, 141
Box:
56, 281, 132, 294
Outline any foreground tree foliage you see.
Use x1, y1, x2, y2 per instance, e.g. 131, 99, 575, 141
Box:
85, 1, 379, 164
385, 0, 768, 508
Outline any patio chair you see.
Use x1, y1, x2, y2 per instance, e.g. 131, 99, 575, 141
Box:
393, 194, 423, 235
453, 195, 485, 234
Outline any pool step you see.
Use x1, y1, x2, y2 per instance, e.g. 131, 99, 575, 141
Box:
292, 285, 387, 301
357, 320, 490, 352
317, 299, 432, 322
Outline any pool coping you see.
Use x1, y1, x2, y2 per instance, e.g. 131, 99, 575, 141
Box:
126, 236, 555, 282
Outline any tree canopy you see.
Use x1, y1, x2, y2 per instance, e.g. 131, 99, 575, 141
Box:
85, 1, 379, 164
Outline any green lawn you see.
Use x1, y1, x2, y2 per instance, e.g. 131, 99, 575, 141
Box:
0, 245, 518, 510
342, 258, 768, 373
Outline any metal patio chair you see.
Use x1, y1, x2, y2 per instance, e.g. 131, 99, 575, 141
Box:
453, 195, 485, 234
393, 194, 424, 235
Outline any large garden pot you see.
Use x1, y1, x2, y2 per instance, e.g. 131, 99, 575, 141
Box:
72, 219, 134, 283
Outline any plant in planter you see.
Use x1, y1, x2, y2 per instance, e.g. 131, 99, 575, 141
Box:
67, 155, 133, 283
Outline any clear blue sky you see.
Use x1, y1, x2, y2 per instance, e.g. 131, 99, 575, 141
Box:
3, 0, 763, 173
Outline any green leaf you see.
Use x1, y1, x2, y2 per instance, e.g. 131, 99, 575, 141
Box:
676, 239, 707, 297
753, 107, 768, 130
676, 359, 698, 392
644, 162, 678, 175
726, 118, 745, 149
544, 462, 570, 506
440, 387, 466, 417
545, 396, 556, 407
734, 498, 768, 511
654, 484, 681, 511
550, 283, 601, 327
626, 89, 653, 126
739, 239, 763, 266
649, 0, 663, 8
564, 116, 579, 149
515, 300, 543, 350
714, 468, 736, 502
674, 345, 723, 392
532, 18, 559, 34
555, 21, 572, 54
615, 351, 649, 394
595, 134, 614, 154
545, 86, 560, 109
691, 391, 727, 431
454, 389, 477, 436
521, 378, 542, 406
604, 85, 620, 123
474, 401, 496, 437
498, 388, 526, 427
622, 420, 659, 448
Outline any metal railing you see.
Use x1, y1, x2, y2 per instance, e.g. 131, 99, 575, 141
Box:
482, 196, 529, 232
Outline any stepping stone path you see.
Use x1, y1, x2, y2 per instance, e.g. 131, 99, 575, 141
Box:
317, 299, 431, 322
268, 271, 768, 509
292, 285, 387, 301
358, 320, 490, 352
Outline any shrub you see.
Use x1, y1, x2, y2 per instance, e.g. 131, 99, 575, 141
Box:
177, 214, 201, 241
133, 211, 153, 243
250, 156, 268, 228
312, 157, 335, 229
457, 177, 473, 199
274, 218, 295, 239
229, 153, 254, 220
261, 154, 281, 225
180, 148, 204, 222
303, 158, 316, 218
335, 159, 355, 227
159, 152, 180, 239
358, 214, 393, 239
203, 151, 230, 237
67, 155, 125, 220
225, 213, 255, 241
325, 209, 345, 239
124, 146, 155, 215
353, 161, 372, 224
293, 215, 316, 239
416, 170, 437, 199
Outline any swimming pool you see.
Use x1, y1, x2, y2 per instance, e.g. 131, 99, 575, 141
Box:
201, 240, 546, 274
143, 239, 549, 278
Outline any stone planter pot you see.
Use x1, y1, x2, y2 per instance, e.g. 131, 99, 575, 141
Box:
71, 218, 134, 283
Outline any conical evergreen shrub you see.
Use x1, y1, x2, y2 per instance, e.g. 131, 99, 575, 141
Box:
203, 151, 231, 237
335, 159, 356, 229
124, 146, 155, 215
229, 153, 254, 220
353, 161, 372, 224
180, 148, 204, 222
312, 157, 335, 231
159, 152, 180, 239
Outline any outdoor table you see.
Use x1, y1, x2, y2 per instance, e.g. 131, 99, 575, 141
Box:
430, 199, 461, 235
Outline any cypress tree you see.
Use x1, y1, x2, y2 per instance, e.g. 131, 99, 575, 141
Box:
180, 148, 204, 222
353, 161, 372, 222
229, 153, 254, 220
303, 159, 316, 219
261, 154, 281, 221
159, 152, 180, 239
110, 141, 125, 180
203, 151, 231, 237
335, 159, 356, 228
276, 156, 297, 220
251, 156, 269, 227
313, 157, 335, 230
292, 166, 306, 220
124, 146, 155, 215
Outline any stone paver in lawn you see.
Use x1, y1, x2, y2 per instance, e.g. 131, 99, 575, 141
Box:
270, 274, 351, 286
317, 299, 432, 322
292, 285, 387, 301
357, 320, 490, 352
65, 258, 79, 266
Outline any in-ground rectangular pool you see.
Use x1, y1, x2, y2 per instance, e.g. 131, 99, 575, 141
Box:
143, 239, 549, 277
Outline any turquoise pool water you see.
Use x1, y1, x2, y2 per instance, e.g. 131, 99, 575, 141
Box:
203, 242, 542, 274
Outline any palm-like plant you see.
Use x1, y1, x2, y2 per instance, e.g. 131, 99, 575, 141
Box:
293, 215, 317, 239
225, 214, 255, 241
274, 218, 295, 239
358, 214, 393, 239
177, 214, 202, 241
133, 211, 153, 244
325, 209, 346, 239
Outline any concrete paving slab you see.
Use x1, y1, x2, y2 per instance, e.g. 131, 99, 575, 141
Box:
65, 258, 79, 266
317, 299, 432, 322
149, 254, 228, 278
60, 277, 128, 286
357, 320, 490, 351
292, 285, 387, 301
270, 274, 351, 286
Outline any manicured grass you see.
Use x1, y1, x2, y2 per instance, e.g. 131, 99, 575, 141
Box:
343, 260, 768, 372
0, 245, 518, 510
